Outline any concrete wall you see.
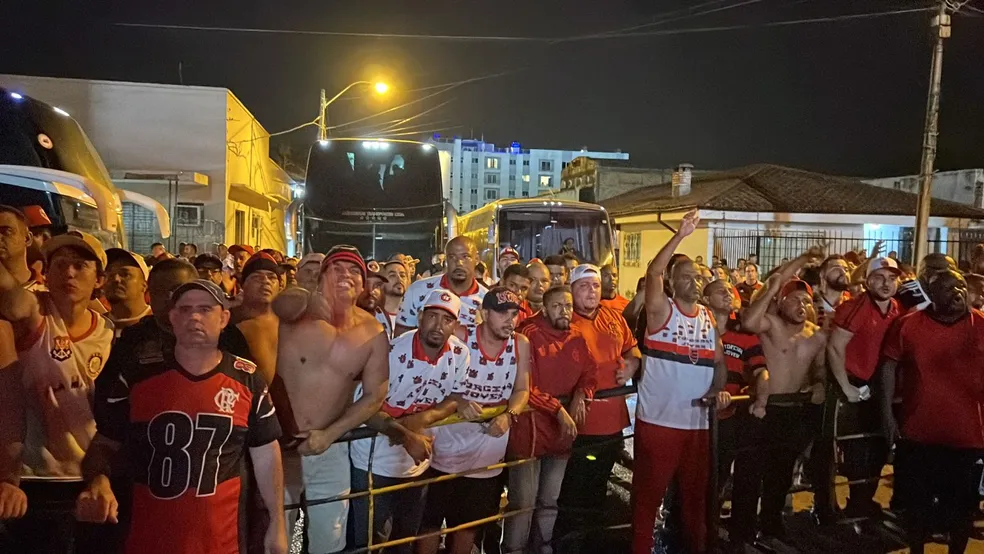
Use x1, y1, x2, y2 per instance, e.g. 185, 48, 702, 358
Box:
617, 219, 710, 299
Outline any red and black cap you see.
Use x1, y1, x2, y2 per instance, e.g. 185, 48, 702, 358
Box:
482, 286, 521, 312
321, 245, 368, 282
241, 252, 283, 283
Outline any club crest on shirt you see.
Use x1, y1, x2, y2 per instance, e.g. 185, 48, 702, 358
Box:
86, 353, 104, 379
50, 335, 72, 362
214, 387, 240, 414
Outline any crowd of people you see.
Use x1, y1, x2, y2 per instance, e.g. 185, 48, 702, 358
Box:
0, 201, 982, 554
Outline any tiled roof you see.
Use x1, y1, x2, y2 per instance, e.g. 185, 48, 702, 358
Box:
601, 164, 984, 219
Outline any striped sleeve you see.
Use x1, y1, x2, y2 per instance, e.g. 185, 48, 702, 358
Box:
740, 335, 767, 376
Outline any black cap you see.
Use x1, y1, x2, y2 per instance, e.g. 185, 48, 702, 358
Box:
193, 253, 223, 270
170, 279, 229, 309
482, 286, 521, 312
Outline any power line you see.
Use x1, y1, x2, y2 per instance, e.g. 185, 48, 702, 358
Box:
557, 0, 767, 42
115, 6, 929, 43
227, 118, 319, 144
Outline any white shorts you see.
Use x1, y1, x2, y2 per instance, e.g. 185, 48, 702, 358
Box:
284, 442, 351, 553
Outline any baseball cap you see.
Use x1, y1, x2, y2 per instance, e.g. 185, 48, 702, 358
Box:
22, 205, 52, 228
423, 288, 461, 319
779, 278, 814, 300
241, 252, 283, 283
298, 252, 325, 269
499, 246, 520, 260
105, 248, 150, 280
259, 248, 285, 264
193, 253, 224, 270
382, 257, 407, 271
482, 286, 521, 312
865, 257, 903, 278
570, 264, 602, 285
42, 231, 107, 271
228, 244, 254, 257
322, 245, 367, 282
170, 279, 229, 309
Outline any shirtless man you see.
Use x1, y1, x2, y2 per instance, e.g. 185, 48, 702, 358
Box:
731, 247, 827, 545
231, 253, 283, 384
273, 245, 389, 554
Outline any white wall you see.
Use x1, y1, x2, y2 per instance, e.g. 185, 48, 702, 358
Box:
865, 169, 984, 208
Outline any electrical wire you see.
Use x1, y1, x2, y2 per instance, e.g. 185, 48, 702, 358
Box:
117, 5, 928, 43
227, 118, 319, 144
555, 0, 767, 42
371, 99, 456, 134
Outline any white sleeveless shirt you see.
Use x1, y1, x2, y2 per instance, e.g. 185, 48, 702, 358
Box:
636, 300, 717, 430
431, 325, 518, 478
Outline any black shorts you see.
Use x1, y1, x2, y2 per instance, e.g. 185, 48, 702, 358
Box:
894, 440, 983, 522
419, 469, 504, 530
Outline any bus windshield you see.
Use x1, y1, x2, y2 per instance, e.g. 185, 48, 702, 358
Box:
306, 140, 443, 214
498, 208, 614, 266
304, 139, 445, 260
0, 89, 115, 188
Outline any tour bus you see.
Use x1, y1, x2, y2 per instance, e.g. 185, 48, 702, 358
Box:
0, 87, 169, 248
301, 137, 452, 262
454, 198, 617, 282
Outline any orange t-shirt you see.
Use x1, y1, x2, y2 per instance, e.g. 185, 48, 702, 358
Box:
571, 306, 637, 435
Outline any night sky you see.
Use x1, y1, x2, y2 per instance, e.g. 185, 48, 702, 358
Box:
4, 0, 983, 177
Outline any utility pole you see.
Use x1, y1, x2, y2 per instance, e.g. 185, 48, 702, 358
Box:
913, 1, 950, 264
318, 88, 328, 142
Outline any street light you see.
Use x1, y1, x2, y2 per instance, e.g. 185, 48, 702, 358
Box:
318, 81, 389, 142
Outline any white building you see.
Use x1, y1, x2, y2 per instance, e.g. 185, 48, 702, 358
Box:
0, 74, 294, 255
431, 136, 628, 213
865, 169, 984, 209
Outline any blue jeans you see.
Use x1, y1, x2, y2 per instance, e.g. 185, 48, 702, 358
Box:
348, 467, 427, 554
502, 455, 569, 554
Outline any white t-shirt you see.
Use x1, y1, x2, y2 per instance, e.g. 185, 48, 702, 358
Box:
396, 274, 487, 329
18, 292, 114, 477
374, 307, 397, 340
636, 300, 717, 430
105, 306, 152, 339
431, 325, 518, 478
349, 330, 470, 478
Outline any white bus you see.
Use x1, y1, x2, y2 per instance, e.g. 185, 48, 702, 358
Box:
454, 199, 616, 281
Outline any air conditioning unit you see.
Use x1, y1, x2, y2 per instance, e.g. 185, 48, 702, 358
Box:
174, 203, 204, 226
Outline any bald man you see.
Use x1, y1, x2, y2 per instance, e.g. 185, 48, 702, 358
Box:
394, 236, 488, 335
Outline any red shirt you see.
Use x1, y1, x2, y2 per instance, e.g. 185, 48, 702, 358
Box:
509, 315, 598, 458
96, 353, 281, 554
832, 293, 901, 381
599, 294, 630, 313
516, 300, 535, 326
718, 317, 767, 420
882, 309, 984, 449
571, 307, 637, 435
735, 281, 762, 307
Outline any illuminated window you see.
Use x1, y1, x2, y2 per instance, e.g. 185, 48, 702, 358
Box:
486, 157, 499, 169
539, 175, 552, 188
522, 175, 530, 183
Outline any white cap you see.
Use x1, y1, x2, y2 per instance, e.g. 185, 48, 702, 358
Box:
423, 288, 461, 319
105, 248, 150, 280
570, 264, 602, 285
866, 257, 902, 278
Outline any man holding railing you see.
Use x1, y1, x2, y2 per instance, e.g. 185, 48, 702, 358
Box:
555, 264, 640, 545
504, 285, 597, 554
417, 287, 531, 554
348, 289, 470, 554
626, 209, 731, 554
732, 248, 828, 546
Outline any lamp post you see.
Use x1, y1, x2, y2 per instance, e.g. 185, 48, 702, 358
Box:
317, 81, 389, 142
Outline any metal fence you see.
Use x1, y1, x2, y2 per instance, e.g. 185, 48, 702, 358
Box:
713, 229, 984, 272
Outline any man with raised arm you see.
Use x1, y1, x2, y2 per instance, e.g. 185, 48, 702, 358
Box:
395, 237, 487, 336
272, 245, 389, 554
75, 280, 286, 554
625, 209, 731, 554
731, 247, 828, 546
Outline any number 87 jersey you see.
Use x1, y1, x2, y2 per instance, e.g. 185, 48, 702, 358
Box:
95, 352, 281, 554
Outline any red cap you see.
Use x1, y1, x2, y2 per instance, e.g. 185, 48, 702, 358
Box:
321, 245, 368, 282
23, 205, 52, 227
779, 278, 813, 300
229, 244, 255, 257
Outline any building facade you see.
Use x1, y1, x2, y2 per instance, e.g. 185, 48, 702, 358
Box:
430, 136, 628, 213
865, 169, 984, 209
0, 74, 294, 255
601, 164, 984, 299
